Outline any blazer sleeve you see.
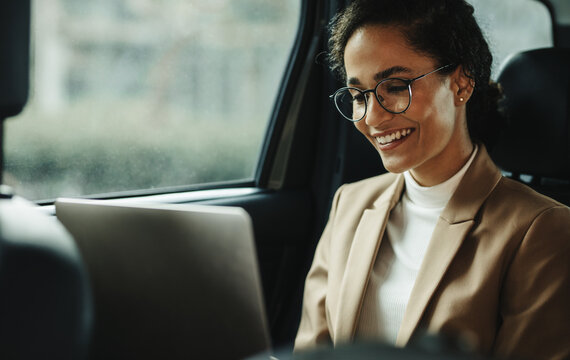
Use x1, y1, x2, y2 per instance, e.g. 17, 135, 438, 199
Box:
493, 205, 570, 360
293, 185, 345, 351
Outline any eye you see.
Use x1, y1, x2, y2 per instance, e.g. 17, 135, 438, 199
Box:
352, 93, 366, 103
348, 89, 366, 104
386, 84, 408, 94
379, 79, 409, 95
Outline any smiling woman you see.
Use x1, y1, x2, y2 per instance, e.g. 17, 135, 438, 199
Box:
294, 1, 570, 359
2, 0, 300, 201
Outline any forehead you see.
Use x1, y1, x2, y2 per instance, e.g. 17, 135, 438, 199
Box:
343, 25, 434, 84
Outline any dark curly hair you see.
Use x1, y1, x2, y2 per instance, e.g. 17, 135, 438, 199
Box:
328, 0, 505, 148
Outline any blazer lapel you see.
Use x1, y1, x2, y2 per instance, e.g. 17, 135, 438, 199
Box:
395, 219, 474, 346
396, 146, 503, 346
334, 174, 405, 343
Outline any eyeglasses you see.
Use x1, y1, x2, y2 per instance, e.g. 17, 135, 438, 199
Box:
330, 64, 452, 122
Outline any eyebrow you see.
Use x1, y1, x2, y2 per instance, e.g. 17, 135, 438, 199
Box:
347, 66, 412, 86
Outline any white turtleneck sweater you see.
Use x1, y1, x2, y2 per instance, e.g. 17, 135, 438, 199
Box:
356, 146, 478, 344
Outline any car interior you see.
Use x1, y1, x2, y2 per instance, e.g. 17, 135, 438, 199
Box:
491, 47, 570, 206
1, 0, 568, 359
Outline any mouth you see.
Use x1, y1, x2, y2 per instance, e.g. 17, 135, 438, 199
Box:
374, 128, 413, 145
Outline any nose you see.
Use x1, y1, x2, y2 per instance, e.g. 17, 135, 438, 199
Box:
364, 94, 392, 127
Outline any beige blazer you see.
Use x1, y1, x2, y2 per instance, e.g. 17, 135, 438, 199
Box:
294, 146, 570, 360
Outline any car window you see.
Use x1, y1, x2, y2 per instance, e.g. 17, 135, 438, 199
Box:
3, 0, 301, 202
467, 0, 553, 78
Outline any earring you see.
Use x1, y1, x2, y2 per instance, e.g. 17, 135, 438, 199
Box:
459, 97, 464, 102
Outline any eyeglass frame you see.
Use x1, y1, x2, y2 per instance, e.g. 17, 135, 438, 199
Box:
330, 64, 453, 122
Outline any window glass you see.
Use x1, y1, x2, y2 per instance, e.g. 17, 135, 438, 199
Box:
3, 0, 300, 201
467, 0, 552, 78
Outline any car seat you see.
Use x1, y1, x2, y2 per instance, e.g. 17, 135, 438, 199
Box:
0, 191, 93, 359
491, 47, 570, 205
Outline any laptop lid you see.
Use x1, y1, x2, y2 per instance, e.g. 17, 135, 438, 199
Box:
55, 198, 270, 360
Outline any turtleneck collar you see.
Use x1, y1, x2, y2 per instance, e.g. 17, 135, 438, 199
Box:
403, 145, 478, 209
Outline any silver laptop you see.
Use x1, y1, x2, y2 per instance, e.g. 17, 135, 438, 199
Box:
55, 198, 271, 360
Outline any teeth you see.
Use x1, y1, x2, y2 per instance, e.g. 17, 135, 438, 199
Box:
375, 129, 412, 145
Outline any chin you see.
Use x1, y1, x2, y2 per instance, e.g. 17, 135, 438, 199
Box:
377, 153, 410, 174
379, 159, 409, 174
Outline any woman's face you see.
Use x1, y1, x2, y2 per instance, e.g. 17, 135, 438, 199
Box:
343, 25, 474, 186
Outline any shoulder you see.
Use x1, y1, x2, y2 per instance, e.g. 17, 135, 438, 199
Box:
335, 172, 399, 205
325, 172, 401, 237
481, 176, 570, 252
490, 176, 570, 220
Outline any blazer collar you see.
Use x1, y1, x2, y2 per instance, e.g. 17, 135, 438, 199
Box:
334, 173, 405, 343
396, 145, 503, 346
441, 145, 503, 224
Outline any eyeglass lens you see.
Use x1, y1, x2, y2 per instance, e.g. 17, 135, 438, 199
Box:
333, 78, 411, 121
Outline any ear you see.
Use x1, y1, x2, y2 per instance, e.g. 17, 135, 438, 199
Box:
451, 65, 475, 106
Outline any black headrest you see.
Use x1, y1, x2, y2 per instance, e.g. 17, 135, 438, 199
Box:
491, 48, 570, 179
0, 1, 30, 119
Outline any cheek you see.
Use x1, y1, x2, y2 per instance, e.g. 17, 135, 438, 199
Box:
415, 88, 456, 135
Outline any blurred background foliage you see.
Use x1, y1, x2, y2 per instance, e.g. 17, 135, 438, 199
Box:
4, 98, 264, 199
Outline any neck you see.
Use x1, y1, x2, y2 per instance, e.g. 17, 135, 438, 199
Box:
410, 140, 475, 187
